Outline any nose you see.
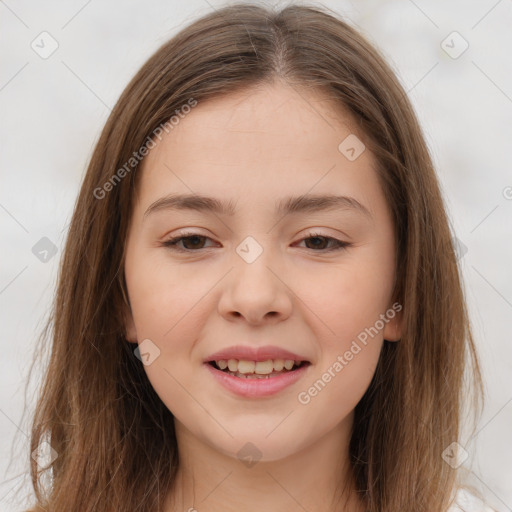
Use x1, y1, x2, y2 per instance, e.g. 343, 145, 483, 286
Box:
218, 250, 293, 325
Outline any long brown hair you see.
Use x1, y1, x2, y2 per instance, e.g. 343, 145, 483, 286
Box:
21, 3, 484, 511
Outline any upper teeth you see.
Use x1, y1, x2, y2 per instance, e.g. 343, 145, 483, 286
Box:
216, 359, 300, 374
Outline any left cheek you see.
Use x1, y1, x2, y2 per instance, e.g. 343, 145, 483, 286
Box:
334, 264, 392, 326
322, 341, 383, 409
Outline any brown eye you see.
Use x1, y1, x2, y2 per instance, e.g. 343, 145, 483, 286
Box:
298, 233, 351, 252
304, 236, 330, 250
162, 234, 215, 252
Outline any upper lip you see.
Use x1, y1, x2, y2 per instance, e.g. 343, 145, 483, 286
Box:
204, 345, 310, 363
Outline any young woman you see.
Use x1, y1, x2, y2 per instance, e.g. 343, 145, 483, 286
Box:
24, 3, 488, 511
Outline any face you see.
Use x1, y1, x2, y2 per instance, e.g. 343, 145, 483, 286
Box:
123, 82, 401, 462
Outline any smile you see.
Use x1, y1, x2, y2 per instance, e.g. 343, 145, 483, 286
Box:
205, 359, 311, 397
210, 358, 306, 377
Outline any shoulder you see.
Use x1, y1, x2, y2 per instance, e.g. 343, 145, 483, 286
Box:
448, 488, 496, 512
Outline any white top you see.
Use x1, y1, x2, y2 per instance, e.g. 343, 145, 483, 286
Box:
449, 489, 495, 511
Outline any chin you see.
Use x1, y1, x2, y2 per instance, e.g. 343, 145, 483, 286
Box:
205, 431, 306, 465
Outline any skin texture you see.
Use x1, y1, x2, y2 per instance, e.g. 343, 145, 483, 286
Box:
123, 82, 401, 512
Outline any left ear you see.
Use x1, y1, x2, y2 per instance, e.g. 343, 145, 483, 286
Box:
383, 303, 403, 342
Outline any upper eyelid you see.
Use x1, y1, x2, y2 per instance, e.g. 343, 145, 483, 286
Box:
164, 231, 345, 242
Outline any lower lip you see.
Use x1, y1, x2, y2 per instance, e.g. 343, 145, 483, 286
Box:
204, 362, 310, 398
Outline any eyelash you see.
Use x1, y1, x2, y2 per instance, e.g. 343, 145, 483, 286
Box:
161, 231, 351, 253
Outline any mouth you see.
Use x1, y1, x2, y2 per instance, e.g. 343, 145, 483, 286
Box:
204, 358, 311, 397
206, 358, 311, 379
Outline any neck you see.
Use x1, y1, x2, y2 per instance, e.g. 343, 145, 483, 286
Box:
164, 414, 365, 512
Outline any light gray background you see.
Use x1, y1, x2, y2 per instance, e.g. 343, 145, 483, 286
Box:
1, 1, 511, 510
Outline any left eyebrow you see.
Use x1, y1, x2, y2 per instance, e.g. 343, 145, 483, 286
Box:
143, 193, 372, 220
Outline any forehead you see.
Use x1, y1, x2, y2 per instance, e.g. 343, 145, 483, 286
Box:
134, 83, 385, 221
153, 83, 360, 156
